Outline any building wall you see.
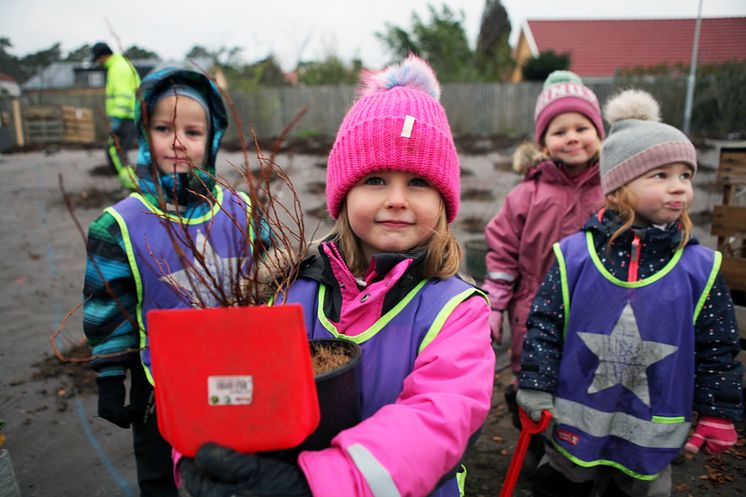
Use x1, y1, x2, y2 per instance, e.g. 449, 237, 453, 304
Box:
510, 33, 534, 83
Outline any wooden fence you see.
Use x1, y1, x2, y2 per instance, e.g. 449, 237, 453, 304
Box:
1, 77, 731, 148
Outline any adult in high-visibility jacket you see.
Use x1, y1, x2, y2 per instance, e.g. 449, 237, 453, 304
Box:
92, 42, 140, 189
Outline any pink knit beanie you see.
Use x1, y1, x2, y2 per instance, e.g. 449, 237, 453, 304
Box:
534, 70, 605, 144
326, 55, 460, 222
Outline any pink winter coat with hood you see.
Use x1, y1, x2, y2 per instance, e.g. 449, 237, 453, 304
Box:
483, 144, 603, 373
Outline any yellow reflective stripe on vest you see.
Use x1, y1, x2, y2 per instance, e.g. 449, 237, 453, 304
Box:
236, 191, 256, 243
693, 250, 721, 323
456, 464, 466, 497
550, 438, 662, 481
418, 287, 487, 353
585, 231, 683, 288
346, 443, 401, 497
552, 243, 570, 338
129, 186, 227, 225
104, 202, 149, 381
316, 280, 428, 344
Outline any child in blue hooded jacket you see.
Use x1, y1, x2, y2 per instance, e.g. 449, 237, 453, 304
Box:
82, 68, 261, 496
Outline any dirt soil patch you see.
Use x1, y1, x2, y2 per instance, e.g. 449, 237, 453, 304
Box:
30, 343, 98, 397
463, 365, 746, 497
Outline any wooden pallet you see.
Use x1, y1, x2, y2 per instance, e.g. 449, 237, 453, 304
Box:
711, 147, 746, 293
23, 104, 96, 144
61, 106, 95, 143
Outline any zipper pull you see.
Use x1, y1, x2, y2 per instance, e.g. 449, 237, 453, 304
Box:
628, 234, 641, 282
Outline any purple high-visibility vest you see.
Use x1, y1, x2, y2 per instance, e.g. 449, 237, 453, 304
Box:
550, 231, 721, 479
106, 187, 253, 384
285, 275, 483, 496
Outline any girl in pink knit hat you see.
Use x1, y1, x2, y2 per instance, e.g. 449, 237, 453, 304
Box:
482, 71, 606, 460
179, 55, 495, 497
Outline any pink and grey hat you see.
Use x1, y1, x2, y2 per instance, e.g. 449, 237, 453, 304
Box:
534, 70, 605, 144
326, 55, 460, 222
600, 89, 697, 194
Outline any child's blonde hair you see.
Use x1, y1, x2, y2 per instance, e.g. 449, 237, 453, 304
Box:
604, 187, 692, 250
329, 202, 463, 279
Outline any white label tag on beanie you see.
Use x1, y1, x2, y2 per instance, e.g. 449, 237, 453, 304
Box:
401, 115, 415, 138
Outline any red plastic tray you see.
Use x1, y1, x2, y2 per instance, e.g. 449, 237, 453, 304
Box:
148, 304, 319, 456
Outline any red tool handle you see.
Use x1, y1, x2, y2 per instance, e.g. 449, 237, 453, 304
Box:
498, 407, 552, 497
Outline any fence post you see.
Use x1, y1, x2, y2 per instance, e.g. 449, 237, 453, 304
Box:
11, 98, 24, 147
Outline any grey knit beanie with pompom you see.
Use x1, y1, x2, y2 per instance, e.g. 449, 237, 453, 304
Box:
600, 89, 697, 194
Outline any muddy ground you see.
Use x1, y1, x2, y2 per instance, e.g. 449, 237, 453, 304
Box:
0, 139, 744, 496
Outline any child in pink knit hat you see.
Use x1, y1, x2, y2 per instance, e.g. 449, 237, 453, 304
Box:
178, 55, 495, 497
482, 69, 606, 470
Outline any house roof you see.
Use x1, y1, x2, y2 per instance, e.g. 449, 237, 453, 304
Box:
22, 62, 80, 90
21, 58, 218, 91
522, 17, 746, 78
0, 71, 21, 96
22, 59, 161, 90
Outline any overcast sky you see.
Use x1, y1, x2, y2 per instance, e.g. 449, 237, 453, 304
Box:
2, 0, 745, 70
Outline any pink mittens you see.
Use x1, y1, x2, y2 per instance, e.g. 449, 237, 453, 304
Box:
684, 416, 738, 454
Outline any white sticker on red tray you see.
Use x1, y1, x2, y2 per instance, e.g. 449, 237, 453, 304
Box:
208, 375, 253, 405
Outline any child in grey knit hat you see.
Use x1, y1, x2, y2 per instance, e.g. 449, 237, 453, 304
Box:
515, 89, 743, 497
600, 89, 697, 197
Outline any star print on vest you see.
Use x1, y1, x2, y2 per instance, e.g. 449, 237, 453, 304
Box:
160, 230, 246, 307
577, 303, 678, 407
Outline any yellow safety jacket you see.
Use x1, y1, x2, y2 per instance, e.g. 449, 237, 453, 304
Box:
103, 53, 140, 120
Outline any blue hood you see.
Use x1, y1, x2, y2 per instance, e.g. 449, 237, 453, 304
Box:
133, 67, 228, 209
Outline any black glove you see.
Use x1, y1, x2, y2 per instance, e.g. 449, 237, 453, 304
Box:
96, 376, 136, 428
181, 443, 311, 497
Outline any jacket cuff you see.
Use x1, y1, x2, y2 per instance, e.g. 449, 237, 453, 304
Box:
299, 446, 373, 497
98, 366, 127, 378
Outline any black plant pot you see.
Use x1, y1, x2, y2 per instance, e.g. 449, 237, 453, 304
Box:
299, 338, 362, 451
266, 338, 362, 461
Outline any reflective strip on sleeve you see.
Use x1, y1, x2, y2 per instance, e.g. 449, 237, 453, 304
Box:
346, 443, 401, 497
486, 271, 515, 282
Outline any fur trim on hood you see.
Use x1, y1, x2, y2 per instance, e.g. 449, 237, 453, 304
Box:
512, 142, 548, 174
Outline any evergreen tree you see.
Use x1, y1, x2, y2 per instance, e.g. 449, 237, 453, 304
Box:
521, 51, 571, 81
474, 0, 513, 81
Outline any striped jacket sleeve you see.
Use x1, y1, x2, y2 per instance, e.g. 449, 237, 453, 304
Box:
82, 211, 139, 377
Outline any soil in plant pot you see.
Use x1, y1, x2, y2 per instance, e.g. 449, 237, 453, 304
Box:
311, 340, 356, 375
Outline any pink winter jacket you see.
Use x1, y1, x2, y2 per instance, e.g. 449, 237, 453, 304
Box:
483, 159, 602, 372
298, 245, 495, 497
